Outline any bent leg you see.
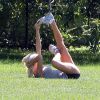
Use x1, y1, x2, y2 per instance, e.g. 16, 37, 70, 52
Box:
52, 53, 80, 74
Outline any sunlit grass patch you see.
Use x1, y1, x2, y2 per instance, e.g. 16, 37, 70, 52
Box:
0, 61, 100, 100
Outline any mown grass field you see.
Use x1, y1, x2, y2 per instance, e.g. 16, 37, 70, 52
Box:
0, 48, 100, 100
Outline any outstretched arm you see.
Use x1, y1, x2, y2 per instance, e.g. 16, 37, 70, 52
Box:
34, 23, 43, 77
35, 23, 42, 55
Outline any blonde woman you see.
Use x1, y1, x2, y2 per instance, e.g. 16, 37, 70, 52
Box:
22, 13, 80, 79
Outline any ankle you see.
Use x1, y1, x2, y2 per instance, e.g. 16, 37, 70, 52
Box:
54, 49, 60, 55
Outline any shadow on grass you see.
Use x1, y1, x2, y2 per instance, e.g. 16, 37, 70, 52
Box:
0, 48, 100, 65
0, 48, 27, 64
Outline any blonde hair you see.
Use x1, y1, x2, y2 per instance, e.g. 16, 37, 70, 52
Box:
22, 53, 39, 68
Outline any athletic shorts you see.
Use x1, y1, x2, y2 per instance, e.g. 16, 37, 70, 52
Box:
43, 66, 68, 79
43, 66, 80, 79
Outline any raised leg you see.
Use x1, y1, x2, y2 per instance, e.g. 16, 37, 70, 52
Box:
50, 21, 80, 74
50, 21, 74, 64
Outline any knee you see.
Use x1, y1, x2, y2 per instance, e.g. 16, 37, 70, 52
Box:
72, 65, 80, 74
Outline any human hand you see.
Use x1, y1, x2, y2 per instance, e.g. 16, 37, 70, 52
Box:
34, 22, 41, 31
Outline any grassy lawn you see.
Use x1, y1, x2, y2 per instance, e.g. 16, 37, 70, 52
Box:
0, 48, 100, 100
0, 61, 100, 100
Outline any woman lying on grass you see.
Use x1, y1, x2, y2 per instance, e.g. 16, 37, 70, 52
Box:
22, 13, 80, 79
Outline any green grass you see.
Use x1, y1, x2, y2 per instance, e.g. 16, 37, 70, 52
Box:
0, 61, 100, 100
0, 48, 100, 100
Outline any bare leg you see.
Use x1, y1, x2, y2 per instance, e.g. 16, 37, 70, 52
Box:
50, 21, 80, 74
50, 21, 74, 64
52, 52, 80, 74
